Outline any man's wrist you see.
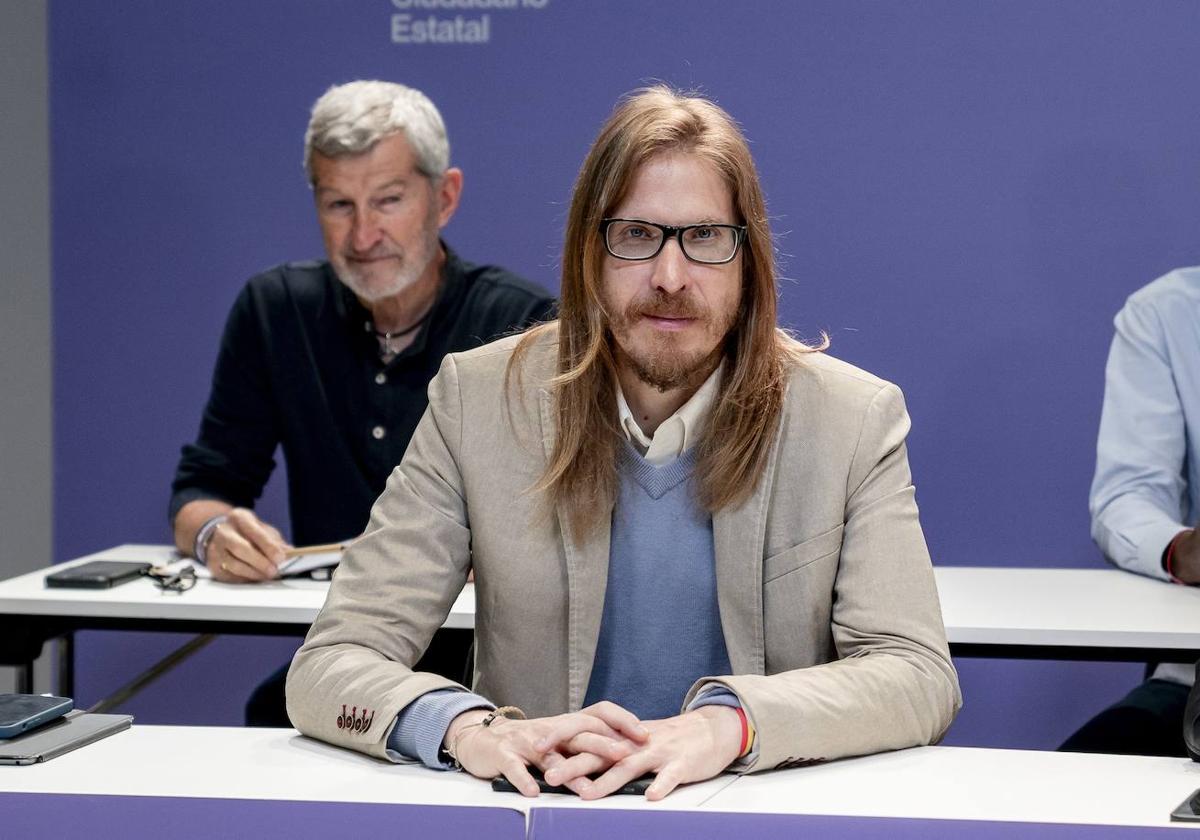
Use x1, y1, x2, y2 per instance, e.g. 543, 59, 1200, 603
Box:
444, 708, 491, 746
1165, 529, 1198, 584
691, 704, 744, 763
442, 708, 492, 766
389, 690, 492, 770
193, 514, 228, 563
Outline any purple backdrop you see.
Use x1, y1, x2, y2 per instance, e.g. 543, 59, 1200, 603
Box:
50, 1, 1200, 747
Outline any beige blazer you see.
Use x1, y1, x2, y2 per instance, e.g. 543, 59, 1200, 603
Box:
286, 330, 961, 771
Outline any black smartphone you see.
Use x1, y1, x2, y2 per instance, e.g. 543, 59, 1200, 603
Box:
491, 770, 654, 796
45, 561, 152, 589
0, 694, 74, 739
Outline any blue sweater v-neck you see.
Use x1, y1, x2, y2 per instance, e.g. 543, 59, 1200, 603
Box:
583, 442, 731, 719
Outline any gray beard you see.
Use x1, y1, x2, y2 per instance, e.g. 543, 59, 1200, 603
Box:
334, 216, 441, 303
337, 262, 422, 303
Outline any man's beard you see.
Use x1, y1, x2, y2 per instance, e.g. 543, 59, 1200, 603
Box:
607, 288, 737, 392
334, 219, 440, 303
336, 256, 423, 303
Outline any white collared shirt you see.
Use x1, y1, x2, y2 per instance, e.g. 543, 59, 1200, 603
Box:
616, 366, 723, 466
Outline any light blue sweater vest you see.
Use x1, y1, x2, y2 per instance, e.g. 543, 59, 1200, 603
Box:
583, 442, 731, 719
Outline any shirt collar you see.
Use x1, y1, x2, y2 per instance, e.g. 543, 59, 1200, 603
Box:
616, 364, 723, 467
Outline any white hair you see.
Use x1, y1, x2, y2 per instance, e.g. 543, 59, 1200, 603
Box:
303, 80, 450, 185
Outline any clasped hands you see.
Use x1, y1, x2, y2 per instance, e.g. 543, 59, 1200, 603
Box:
444, 700, 743, 800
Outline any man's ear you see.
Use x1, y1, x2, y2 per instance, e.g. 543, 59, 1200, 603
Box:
436, 167, 464, 228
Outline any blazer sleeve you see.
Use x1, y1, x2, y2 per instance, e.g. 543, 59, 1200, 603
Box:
285, 354, 475, 760
686, 382, 961, 771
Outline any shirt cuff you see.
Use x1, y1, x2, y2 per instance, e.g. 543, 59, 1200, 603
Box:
1159, 527, 1194, 582
168, 487, 231, 525
386, 689, 493, 770
686, 686, 760, 767
1135, 522, 1191, 582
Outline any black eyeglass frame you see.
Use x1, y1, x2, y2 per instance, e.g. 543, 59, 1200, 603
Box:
599, 218, 748, 265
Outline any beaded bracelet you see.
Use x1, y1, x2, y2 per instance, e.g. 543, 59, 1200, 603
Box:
445, 705, 526, 769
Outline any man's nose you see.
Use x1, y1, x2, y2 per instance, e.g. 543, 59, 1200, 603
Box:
650, 237, 689, 295
350, 209, 383, 252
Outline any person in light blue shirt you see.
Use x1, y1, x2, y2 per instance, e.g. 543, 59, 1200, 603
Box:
1062, 267, 1200, 756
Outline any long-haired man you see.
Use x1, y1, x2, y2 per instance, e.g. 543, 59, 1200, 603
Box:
287, 86, 960, 799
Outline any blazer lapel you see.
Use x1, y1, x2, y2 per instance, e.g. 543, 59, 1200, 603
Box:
712, 414, 785, 676
538, 388, 612, 711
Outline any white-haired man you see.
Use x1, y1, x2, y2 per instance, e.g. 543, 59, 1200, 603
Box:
171, 81, 555, 725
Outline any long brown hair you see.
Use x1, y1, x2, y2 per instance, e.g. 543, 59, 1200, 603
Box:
510, 86, 824, 536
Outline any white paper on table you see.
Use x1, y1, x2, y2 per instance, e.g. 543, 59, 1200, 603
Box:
277, 550, 342, 577
176, 550, 342, 579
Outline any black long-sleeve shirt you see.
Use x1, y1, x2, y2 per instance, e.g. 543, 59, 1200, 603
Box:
170, 245, 556, 545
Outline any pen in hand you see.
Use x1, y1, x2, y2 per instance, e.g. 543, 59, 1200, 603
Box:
283, 541, 352, 559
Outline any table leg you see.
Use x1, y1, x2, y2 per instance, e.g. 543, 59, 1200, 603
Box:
57, 632, 74, 698
0, 616, 51, 687
15, 661, 33, 694
86, 634, 216, 714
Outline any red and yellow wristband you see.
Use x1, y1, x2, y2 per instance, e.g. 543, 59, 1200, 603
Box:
734, 706, 756, 758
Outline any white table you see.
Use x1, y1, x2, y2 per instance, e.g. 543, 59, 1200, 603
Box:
0, 545, 473, 697
1, 726, 1198, 832
936, 566, 1200, 662
703, 741, 1200, 830
0, 724, 733, 813
0, 545, 474, 628
4, 547, 1200, 698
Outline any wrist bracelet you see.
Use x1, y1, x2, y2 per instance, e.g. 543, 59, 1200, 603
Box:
444, 705, 526, 770
735, 706, 751, 757
730, 705, 756, 758
193, 514, 228, 565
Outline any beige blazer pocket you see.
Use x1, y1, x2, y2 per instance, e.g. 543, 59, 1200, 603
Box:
763, 524, 844, 583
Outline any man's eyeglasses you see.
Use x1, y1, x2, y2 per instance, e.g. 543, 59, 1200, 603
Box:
147, 566, 197, 594
600, 218, 747, 265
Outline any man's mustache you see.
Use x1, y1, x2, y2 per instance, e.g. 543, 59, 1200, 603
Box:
625, 291, 706, 321
344, 249, 402, 261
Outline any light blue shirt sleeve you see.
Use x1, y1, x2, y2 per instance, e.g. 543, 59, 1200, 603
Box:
686, 685, 759, 766
1090, 297, 1191, 581
385, 689, 493, 770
